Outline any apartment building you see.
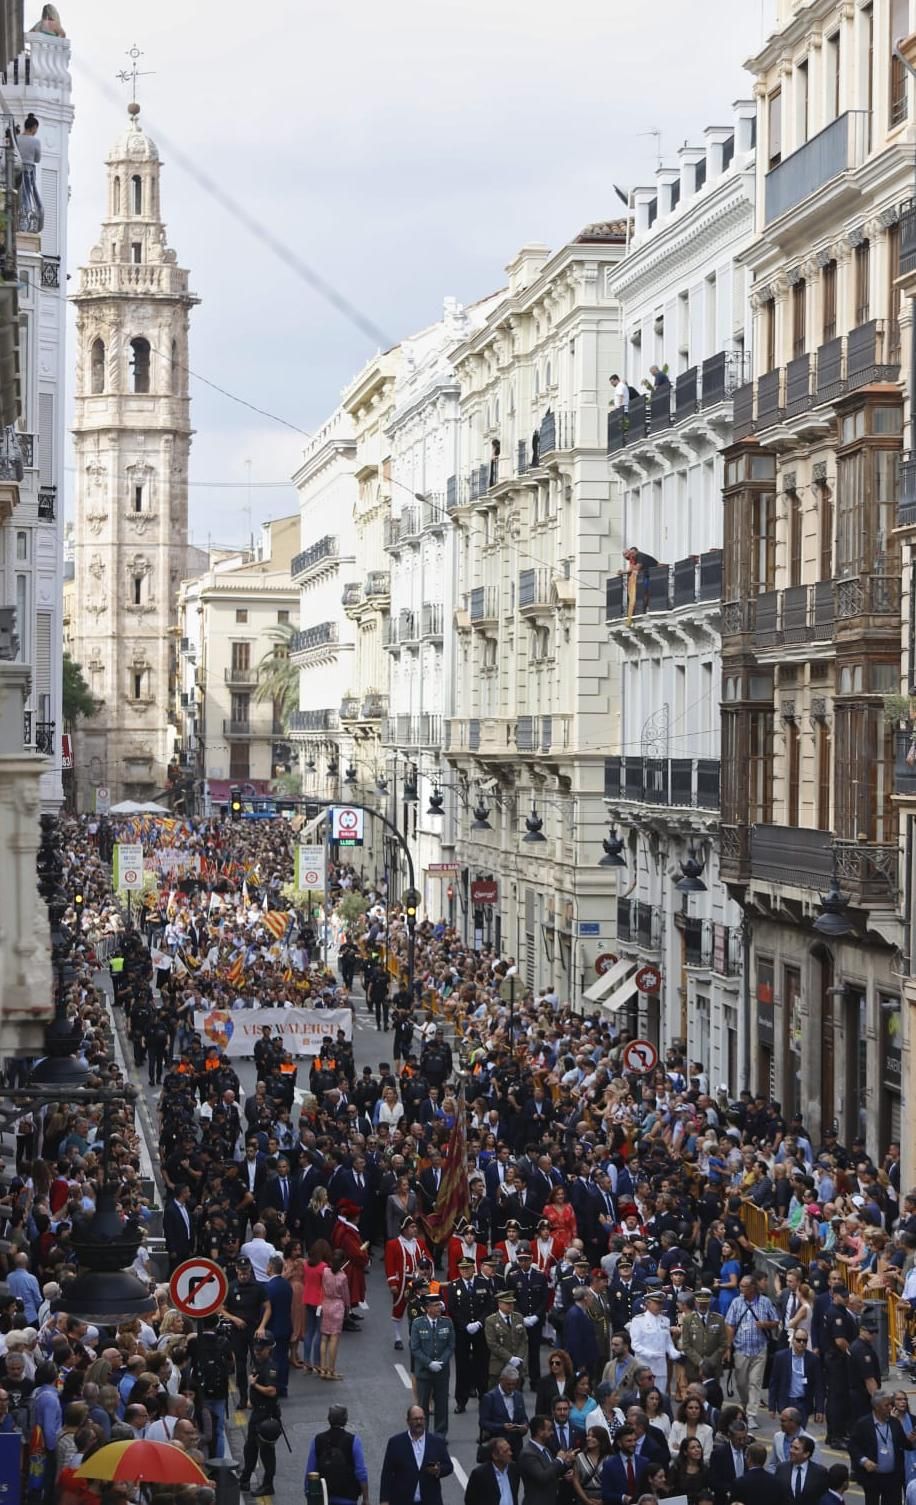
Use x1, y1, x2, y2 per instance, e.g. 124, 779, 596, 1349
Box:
720, 0, 912, 1153
175, 518, 298, 811
445, 229, 625, 999
600, 101, 756, 1085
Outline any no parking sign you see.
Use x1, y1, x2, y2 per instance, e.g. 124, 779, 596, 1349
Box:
331, 806, 364, 846
295, 845, 326, 891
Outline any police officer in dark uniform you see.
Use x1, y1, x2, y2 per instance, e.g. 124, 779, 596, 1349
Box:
507, 1243, 549, 1388
470, 1253, 500, 1401
447, 1256, 479, 1413
608, 1255, 645, 1330
849, 1316, 882, 1422
219, 1255, 268, 1410
822, 1283, 857, 1446
240, 1334, 280, 1495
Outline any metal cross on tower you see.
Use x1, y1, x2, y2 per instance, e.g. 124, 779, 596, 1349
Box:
116, 44, 154, 104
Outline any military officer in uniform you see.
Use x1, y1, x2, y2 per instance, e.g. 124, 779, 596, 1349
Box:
485, 1289, 529, 1388
470, 1253, 500, 1401
680, 1287, 728, 1382
218, 1255, 269, 1410
822, 1284, 857, 1446
239, 1334, 281, 1496
410, 1291, 456, 1437
448, 1255, 482, 1413
507, 1244, 549, 1389
608, 1256, 644, 1331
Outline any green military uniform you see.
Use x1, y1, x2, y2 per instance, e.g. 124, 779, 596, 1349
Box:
410, 1298, 456, 1437
680, 1299, 728, 1380
484, 1296, 529, 1386
240, 1340, 280, 1495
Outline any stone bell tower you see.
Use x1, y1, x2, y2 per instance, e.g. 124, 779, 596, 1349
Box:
71, 100, 198, 808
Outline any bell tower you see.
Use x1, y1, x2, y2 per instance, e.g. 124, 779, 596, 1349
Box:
71, 100, 198, 807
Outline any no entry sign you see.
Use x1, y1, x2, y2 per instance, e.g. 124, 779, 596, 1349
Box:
169, 1257, 228, 1320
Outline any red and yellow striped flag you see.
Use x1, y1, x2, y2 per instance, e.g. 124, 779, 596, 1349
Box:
225, 956, 244, 986
420, 1083, 469, 1247
263, 911, 289, 941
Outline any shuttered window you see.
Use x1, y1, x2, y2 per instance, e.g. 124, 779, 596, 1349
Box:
41, 167, 58, 254
34, 610, 51, 702
38, 391, 53, 484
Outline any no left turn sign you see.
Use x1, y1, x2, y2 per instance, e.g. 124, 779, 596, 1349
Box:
169, 1257, 228, 1320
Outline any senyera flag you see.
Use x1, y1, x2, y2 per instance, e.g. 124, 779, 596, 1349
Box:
421, 1083, 469, 1245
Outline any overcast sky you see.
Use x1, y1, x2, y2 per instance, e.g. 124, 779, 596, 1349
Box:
62, 0, 776, 549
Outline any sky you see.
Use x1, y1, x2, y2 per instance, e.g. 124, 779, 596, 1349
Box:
61, 0, 777, 549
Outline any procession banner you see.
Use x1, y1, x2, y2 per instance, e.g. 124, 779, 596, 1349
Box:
193, 1006, 352, 1056
145, 850, 202, 877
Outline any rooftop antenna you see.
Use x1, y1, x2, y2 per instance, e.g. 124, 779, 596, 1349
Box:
116, 44, 155, 107
244, 458, 253, 554
637, 128, 663, 168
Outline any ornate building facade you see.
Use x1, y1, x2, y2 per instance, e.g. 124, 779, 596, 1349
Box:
71, 102, 198, 807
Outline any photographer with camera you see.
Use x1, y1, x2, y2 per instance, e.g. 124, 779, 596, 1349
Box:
187, 1313, 234, 1459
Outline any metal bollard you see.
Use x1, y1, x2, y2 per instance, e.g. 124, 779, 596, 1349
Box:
206, 1455, 241, 1505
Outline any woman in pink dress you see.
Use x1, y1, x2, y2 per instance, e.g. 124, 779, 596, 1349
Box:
544, 1184, 577, 1255
319, 1247, 350, 1380
283, 1241, 306, 1369
302, 1239, 330, 1374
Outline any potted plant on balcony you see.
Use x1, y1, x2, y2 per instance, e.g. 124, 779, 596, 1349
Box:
882, 693, 916, 727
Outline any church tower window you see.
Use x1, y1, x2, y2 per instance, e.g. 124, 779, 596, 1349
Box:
132, 174, 142, 214
133, 484, 144, 513
90, 338, 105, 395
132, 573, 144, 605
131, 242, 141, 264
130, 337, 150, 393
170, 339, 178, 395
113, 176, 120, 214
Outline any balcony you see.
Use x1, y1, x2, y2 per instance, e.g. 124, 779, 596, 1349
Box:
607, 408, 626, 454
364, 570, 390, 603
604, 755, 719, 810
749, 580, 835, 649
607, 353, 752, 456
518, 568, 553, 616
423, 495, 445, 532
517, 439, 529, 474
606, 550, 722, 623
515, 714, 557, 755
341, 582, 362, 610
538, 410, 576, 457
899, 454, 916, 528
834, 838, 898, 904
223, 719, 254, 738
732, 381, 755, 439
361, 692, 387, 721
616, 897, 661, 953
446, 475, 459, 513
648, 384, 673, 433
683, 919, 741, 976
384, 507, 421, 550
288, 708, 339, 733
834, 573, 901, 622
756, 368, 782, 429
784, 354, 812, 417
764, 111, 867, 227
0, 424, 22, 483
33, 719, 54, 755
339, 696, 361, 722
750, 823, 833, 888
291, 535, 337, 582
700, 350, 752, 409
675, 367, 697, 421
422, 603, 444, 638
398, 610, 420, 646
37, 485, 55, 521
469, 586, 499, 626
224, 666, 259, 686
290, 621, 338, 656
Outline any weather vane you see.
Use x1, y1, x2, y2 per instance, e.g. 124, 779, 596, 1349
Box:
116, 44, 154, 105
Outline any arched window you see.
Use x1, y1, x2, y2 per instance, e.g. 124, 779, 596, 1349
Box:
132, 175, 142, 214
170, 338, 179, 395
545, 359, 552, 388
113, 176, 120, 214
90, 338, 105, 395
130, 337, 150, 394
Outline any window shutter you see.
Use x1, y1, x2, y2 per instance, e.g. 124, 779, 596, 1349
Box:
35, 610, 51, 695
41, 168, 59, 254
38, 391, 52, 483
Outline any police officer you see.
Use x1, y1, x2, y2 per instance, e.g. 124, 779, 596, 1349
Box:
448, 1256, 479, 1413
849, 1316, 882, 1422
240, 1334, 280, 1495
507, 1243, 549, 1388
822, 1283, 857, 1446
410, 1291, 455, 1437
470, 1253, 499, 1402
218, 1255, 268, 1410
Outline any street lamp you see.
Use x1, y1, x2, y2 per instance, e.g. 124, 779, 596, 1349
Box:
813, 874, 855, 938
522, 807, 547, 844
599, 827, 626, 868
675, 851, 707, 893
470, 802, 492, 832
427, 786, 444, 815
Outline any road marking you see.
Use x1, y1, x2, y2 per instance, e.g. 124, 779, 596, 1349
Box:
452, 1462, 468, 1490
394, 1363, 413, 1389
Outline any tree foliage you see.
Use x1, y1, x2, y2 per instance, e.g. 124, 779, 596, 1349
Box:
255, 622, 298, 728
62, 654, 100, 726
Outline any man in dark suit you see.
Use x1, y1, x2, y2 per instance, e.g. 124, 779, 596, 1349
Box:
449, 1257, 481, 1413
545, 1396, 584, 1458
379, 1404, 453, 1505
768, 1334, 824, 1425
710, 1419, 751, 1505
464, 1438, 520, 1505
260, 1157, 296, 1220
163, 1183, 194, 1271
732, 1442, 791, 1505
519, 1415, 572, 1505
479, 1368, 529, 1460
600, 1424, 652, 1505
774, 1436, 829, 1505
848, 1392, 909, 1505
816, 1461, 850, 1505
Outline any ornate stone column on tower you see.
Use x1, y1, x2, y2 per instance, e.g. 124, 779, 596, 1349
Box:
71, 101, 198, 808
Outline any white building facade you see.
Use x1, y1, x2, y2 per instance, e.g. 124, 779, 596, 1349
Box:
71, 102, 197, 808
0, 28, 72, 809
601, 102, 756, 1085
445, 230, 626, 1000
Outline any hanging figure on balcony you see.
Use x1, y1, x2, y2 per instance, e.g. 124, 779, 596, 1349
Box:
623, 546, 658, 624
17, 115, 43, 234
489, 437, 501, 488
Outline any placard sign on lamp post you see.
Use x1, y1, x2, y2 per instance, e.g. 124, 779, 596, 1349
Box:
331, 806, 364, 847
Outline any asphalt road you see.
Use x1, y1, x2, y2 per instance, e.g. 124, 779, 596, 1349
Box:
127, 989, 884, 1505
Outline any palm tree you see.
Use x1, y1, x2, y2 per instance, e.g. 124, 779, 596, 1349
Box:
255, 622, 298, 728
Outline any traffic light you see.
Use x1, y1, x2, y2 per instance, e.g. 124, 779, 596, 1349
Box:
403, 887, 421, 929
73, 890, 84, 930
229, 785, 242, 821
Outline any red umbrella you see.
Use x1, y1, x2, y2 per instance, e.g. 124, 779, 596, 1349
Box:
74, 1440, 208, 1485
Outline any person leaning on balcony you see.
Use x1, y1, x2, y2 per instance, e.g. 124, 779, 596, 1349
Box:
609, 375, 640, 411
623, 547, 658, 620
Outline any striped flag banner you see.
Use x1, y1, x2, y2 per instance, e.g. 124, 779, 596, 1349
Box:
421, 1083, 469, 1246
263, 911, 290, 941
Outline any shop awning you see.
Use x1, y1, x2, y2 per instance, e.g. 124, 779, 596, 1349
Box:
583, 955, 636, 1007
